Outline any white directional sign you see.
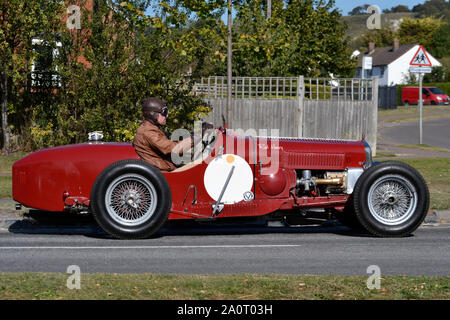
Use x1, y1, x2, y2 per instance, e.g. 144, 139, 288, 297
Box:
362, 56, 372, 70
409, 66, 432, 74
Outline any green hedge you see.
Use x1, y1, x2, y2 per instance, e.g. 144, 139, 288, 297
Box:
397, 82, 450, 106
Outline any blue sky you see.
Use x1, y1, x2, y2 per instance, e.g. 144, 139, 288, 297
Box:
145, 1, 429, 19
334, 0, 427, 15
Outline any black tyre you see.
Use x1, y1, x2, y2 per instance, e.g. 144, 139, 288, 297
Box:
353, 161, 429, 237
337, 195, 363, 230
91, 159, 172, 239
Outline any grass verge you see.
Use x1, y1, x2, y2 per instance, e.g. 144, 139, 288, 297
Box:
0, 152, 27, 175
378, 105, 450, 119
374, 152, 397, 158
386, 113, 450, 124
0, 152, 28, 198
394, 144, 450, 154
0, 273, 448, 300
396, 158, 450, 210
0, 175, 12, 198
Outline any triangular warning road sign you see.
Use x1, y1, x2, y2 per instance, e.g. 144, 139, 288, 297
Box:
410, 45, 432, 67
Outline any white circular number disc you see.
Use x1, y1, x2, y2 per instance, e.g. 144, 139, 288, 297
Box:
203, 154, 253, 204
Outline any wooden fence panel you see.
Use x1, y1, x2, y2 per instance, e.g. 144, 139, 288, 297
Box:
197, 76, 378, 155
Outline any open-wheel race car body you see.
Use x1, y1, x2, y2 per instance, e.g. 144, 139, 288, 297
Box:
12, 127, 430, 239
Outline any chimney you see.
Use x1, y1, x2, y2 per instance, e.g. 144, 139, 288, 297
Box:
392, 38, 399, 51
368, 42, 375, 54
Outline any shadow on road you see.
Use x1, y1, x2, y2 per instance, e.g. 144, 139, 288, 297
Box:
5, 210, 381, 239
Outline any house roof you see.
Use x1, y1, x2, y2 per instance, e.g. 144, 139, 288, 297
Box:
356, 44, 416, 68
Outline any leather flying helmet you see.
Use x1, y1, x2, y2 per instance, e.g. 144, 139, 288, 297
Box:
142, 97, 168, 124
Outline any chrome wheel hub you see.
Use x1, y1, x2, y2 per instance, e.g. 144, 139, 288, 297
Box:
105, 174, 157, 226
367, 174, 418, 226
122, 190, 141, 209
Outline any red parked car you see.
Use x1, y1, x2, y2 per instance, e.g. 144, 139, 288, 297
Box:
402, 86, 449, 105
12, 127, 430, 239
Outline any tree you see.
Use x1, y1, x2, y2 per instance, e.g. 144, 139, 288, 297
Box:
228, 0, 354, 77
11, 0, 216, 150
423, 66, 447, 82
348, 4, 371, 16
413, 0, 450, 20
430, 23, 450, 59
397, 17, 443, 49
352, 28, 397, 52
383, 5, 410, 13
226, 0, 284, 76
0, 0, 60, 153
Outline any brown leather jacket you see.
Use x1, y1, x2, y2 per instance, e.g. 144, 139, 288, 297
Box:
133, 120, 179, 171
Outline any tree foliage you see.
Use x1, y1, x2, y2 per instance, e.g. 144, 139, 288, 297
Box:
0, 0, 60, 153
211, 0, 355, 77
352, 28, 397, 53
11, 0, 214, 150
397, 17, 444, 49
352, 16, 446, 53
382, 5, 410, 14
412, 0, 450, 20
2, 0, 360, 151
348, 4, 371, 16
430, 23, 450, 59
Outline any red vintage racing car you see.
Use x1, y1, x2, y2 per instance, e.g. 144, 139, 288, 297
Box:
12, 127, 429, 239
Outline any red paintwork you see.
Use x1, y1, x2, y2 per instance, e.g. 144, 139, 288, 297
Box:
257, 170, 287, 196
12, 143, 140, 212
12, 132, 367, 219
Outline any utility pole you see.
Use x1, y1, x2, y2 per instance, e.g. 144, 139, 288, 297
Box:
267, 0, 271, 19
226, 0, 232, 127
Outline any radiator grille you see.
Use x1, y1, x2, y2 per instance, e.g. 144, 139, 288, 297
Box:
284, 152, 345, 169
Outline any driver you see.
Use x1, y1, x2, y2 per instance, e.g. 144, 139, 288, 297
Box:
133, 97, 192, 171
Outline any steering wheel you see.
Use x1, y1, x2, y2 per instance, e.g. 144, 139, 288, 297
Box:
191, 123, 221, 161
202, 128, 219, 154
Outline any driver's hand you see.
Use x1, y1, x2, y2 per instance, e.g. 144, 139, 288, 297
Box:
181, 136, 193, 150
202, 122, 214, 137
173, 137, 193, 155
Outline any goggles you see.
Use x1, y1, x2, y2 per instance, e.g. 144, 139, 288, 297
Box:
160, 107, 169, 117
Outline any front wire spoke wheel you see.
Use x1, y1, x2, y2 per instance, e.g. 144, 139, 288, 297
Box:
367, 174, 418, 226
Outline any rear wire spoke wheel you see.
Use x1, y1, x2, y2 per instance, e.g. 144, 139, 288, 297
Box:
353, 161, 429, 237
105, 174, 158, 227
91, 160, 171, 239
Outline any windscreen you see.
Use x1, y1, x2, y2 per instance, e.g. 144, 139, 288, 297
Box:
428, 87, 444, 94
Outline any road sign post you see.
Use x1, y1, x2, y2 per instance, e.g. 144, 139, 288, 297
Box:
409, 45, 433, 145
362, 56, 372, 79
419, 73, 423, 144
362, 56, 372, 99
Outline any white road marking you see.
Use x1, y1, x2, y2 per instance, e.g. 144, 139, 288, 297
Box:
0, 244, 301, 250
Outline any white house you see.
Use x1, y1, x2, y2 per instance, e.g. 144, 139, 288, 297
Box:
354, 40, 441, 86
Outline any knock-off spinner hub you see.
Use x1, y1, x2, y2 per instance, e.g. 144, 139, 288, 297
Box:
121, 190, 141, 209
384, 193, 398, 205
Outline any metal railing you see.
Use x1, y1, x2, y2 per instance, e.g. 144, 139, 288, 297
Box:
194, 76, 300, 99
194, 76, 375, 101
304, 78, 374, 101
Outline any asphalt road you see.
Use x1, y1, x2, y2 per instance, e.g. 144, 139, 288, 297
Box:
381, 117, 450, 149
0, 224, 448, 276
